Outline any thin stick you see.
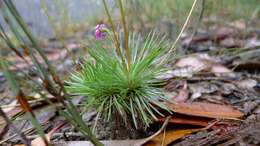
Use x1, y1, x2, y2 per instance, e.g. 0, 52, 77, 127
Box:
163, 0, 198, 62
134, 116, 171, 146
184, 0, 205, 50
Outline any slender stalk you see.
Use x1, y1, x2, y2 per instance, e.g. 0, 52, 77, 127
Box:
184, 0, 205, 50
101, 0, 128, 70
1, 60, 49, 146
116, 0, 131, 68
163, 0, 198, 62
0, 23, 24, 59
3, 0, 60, 85
1, 2, 102, 146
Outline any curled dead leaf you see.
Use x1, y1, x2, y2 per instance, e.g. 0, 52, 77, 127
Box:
158, 114, 211, 127
167, 102, 244, 119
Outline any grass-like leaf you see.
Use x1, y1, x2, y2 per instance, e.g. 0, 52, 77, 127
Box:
66, 32, 171, 128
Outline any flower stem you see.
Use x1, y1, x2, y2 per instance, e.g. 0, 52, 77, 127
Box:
170, 0, 197, 52
117, 0, 131, 69
102, 0, 128, 70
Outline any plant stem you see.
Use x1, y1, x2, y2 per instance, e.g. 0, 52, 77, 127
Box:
117, 0, 131, 69
102, 0, 127, 70
184, 0, 205, 50
3, 0, 60, 86
163, 0, 198, 63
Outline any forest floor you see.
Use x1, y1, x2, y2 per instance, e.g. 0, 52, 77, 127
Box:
0, 18, 260, 146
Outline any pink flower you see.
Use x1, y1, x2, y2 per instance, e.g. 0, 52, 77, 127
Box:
94, 24, 107, 40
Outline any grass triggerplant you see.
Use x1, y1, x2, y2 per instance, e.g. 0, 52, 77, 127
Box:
66, 0, 173, 131
66, 31, 171, 128
64, 0, 199, 134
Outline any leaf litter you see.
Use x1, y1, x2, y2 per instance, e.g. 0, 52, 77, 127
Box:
0, 10, 259, 146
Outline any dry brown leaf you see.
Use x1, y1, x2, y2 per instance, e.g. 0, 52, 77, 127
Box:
144, 128, 201, 146
158, 114, 211, 127
167, 102, 244, 119
16, 91, 34, 114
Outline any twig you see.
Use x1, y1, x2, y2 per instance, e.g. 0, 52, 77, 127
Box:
161, 128, 166, 146
184, 0, 205, 50
162, 0, 198, 64
0, 98, 49, 109
170, 0, 198, 50
134, 116, 171, 146
102, 0, 126, 67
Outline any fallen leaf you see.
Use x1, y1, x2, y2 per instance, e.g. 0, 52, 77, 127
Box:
16, 90, 34, 114
167, 102, 244, 119
235, 79, 257, 90
144, 128, 201, 146
158, 114, 211, 127
174, 54, 233, 77
211, 64, 232, 74
175, 56, 207, 71
156, 67, 194, 79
